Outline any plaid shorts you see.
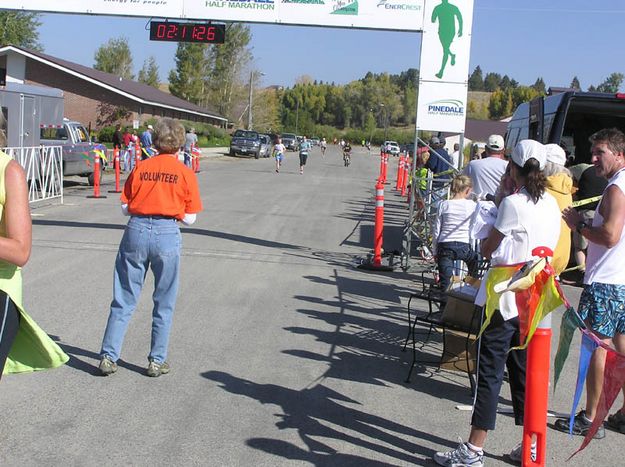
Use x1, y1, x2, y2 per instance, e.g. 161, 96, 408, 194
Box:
579, 282, 625, 338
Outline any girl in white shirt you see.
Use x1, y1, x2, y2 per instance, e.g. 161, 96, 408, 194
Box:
273, 138, 286, 173
432, 174, 478, 291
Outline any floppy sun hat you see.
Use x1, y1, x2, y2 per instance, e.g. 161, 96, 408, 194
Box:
511, 139, 546, 169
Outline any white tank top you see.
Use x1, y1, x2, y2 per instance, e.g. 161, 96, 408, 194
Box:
585, 168, 625, 285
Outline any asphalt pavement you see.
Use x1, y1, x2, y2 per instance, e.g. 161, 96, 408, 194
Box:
0, 145, 621, 466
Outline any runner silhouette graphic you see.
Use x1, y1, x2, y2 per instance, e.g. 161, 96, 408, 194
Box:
431, 0, 463, 79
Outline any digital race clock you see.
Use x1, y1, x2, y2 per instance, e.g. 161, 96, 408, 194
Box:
149, 21, 226, 44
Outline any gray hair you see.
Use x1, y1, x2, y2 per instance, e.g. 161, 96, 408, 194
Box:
153, 118, 185, 154
542, 161, 572, 178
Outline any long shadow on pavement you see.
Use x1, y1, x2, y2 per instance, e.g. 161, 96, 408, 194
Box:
202, 370, 454, 466
51, 336, 149, 376
33, 219, 304, 251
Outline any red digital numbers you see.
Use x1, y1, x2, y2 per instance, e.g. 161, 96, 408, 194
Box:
150, 21, 224, 44
156, 24, 178, 39
192, 25, 206, 41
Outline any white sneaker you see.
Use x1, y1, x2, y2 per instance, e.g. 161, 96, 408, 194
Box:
508, 440, 536, 465
434, 439, 484, 466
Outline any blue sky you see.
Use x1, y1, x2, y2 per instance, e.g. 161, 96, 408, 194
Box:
34, 0, 625, 91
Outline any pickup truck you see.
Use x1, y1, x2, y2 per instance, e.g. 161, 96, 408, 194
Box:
229, 129, 261, 159
40, 119, 106, 185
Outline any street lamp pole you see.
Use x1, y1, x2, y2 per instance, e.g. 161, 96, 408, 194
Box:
379, 103, 388, 141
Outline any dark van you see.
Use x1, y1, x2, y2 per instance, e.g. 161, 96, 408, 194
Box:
506, 91, 625, 164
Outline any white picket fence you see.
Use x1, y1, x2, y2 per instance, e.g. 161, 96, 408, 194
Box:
2, 146, 63, 203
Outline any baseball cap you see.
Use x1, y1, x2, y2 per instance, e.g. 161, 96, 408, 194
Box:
147, 124, 154, 130
430, 136, 440, 146
486, 134, 505, 151
511, 139, 546, 170
544, 143, 566, 166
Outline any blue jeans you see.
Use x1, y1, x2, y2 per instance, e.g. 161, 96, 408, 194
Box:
183, 149, 192, 168
436, 241, 478, 290
100, 216, 181, 364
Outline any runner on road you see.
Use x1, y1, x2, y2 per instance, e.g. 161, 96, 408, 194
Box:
274, 138, 286, 173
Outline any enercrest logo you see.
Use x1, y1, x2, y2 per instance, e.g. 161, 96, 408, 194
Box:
427, 99, 464, 116
376, 0, 421, 11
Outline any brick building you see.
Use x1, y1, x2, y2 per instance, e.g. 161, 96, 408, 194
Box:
0, 45, 226, 129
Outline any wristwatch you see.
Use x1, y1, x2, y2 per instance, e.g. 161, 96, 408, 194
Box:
576, 220, 590, 234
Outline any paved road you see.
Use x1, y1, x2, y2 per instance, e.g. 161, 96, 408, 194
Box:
0, 145, 621, 465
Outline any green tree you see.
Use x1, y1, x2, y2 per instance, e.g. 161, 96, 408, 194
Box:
204, 23, 252, 119
169, 43, 206, 105
532, 77, 546, 95
596, 73, 624, 93
468, 66, 484, 91
93, 37, 134, 79
137, 56, 160, 88
500, 75, 513, 91
570, 76, 581, 90
483, 72, 502, 92
0, 11, 42, 50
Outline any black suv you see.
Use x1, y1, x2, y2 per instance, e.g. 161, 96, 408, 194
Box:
230, 129, 261, 158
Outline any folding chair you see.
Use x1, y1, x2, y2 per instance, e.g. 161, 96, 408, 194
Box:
403, 259, 489, 393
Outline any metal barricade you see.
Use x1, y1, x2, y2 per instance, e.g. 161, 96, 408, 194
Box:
2, 146, 63, 203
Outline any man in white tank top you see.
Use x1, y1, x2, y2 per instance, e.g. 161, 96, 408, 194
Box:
557, 128, 625, 439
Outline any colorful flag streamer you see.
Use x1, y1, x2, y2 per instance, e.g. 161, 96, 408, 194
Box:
568, 331, 599, 436
569, 329, 625, 458
553, 307, 584, 392
479, 262, 566, 350
480, 265, 518, 336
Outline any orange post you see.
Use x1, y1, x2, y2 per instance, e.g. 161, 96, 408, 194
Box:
135, 143, 141, 168
379, 152, 385, 180
396, 154, 405, 190
87, 152, 106, 199
401, 157, 410, 197
109, 148, 122, 193
193, 143, 200, 173
522, 319, 551, 467
373, 180, 384, 266
382, 153, 388, 183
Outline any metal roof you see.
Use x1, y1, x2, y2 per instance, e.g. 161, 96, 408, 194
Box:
0, 45, 226, 122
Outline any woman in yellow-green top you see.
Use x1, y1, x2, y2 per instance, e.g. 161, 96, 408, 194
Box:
0, 113, 68, 377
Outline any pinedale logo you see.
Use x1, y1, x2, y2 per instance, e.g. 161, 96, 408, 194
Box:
427, 99, 464, 116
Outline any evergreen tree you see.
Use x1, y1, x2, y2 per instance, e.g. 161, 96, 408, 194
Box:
570, 76, 581, 90
204, 23, 252, 118
468, 66, 484, 91
532, 77, 546, 95
483, 72, 502, 92
94, 37, 134, 79
0, 11, 41, 50
137, 56, 160, 88
168, 43, 206, 105
596, 72, 624, 93
499, 75, 513, 91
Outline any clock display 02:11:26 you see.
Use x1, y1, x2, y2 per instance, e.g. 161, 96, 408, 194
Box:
150, 22, 225, 44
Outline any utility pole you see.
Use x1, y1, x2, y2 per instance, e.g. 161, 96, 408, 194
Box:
295, 98, 300, 134
247, 70, 265, 130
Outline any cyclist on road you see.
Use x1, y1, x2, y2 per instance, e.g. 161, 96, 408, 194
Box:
343, 141, 352, 167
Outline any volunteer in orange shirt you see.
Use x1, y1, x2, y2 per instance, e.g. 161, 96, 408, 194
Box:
98, 118, 202, 377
